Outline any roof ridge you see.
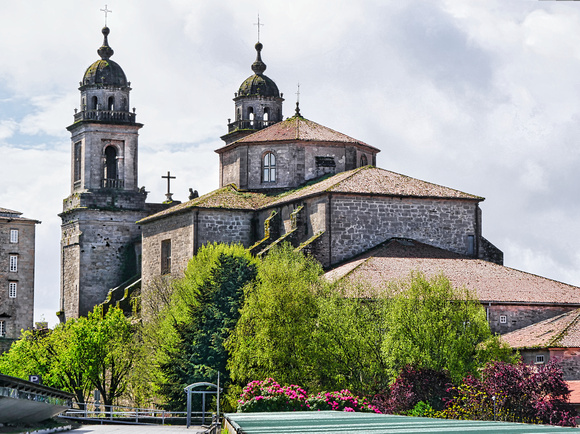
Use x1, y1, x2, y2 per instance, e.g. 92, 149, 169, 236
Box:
324, 166, 368, 193
549, 309, 580, 347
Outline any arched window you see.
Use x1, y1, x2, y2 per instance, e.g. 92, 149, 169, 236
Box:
104, 146, 118, 181
248, 107, 254, 126
360, 154, 368, 166
108, 96, 114, 111
263, 108, 270, 121
91, 96, 98, 110
263, 152, 276, 183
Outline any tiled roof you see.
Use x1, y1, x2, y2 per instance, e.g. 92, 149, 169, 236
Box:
567, 381, 580, 404
325, 239, 580, 305
141, 167, 482, 223
501, 309, 580, 349
138, 184, 272, 223
267, 166, 482, 207
216, 115, 380, 152
0, 207, 22, 216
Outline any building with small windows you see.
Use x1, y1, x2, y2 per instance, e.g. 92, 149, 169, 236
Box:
60, 24, 580, 382
0, 207, 39, 352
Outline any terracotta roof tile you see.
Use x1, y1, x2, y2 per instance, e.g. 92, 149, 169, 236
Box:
325, 239, 580, 305
567, 381, 580, 404
267, 166, 482, 207
142, 167, 483, 223
138, 185, 273, 223
216, 115, 380, 152
0, 207, 22, 216
501, 309, 580, 349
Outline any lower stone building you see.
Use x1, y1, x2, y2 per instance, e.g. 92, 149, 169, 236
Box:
502, 309, 580, 380
324, 238, 580, 335
0, 207, 39, 352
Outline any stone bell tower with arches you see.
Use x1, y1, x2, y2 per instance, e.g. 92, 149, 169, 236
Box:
59, 26, 150, 321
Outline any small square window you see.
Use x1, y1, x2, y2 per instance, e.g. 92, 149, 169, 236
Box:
9, 255, 17, 272
8, 282, 17, 298
499, 315, 507, 324
536, 355, 545, 364
10, 229, 18, 244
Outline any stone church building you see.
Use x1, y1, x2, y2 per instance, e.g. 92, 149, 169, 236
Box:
59, 25, 580, 376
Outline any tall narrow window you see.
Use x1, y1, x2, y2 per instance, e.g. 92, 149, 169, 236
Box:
10, 229, 18, 244
248, 107, 255, 126
74, 142, 82, 183
108, 96, 114, 111
91, 96, 98, 110
263, 152, 276, 183
0, 321, 5, 337
9, 255, 17, 272
8, 282, 17, 298
104, 146, 118, 181
161, 239, 172, 275
263, 108, 270, 121
467, 235, 475, 256
360, 155, 368, 166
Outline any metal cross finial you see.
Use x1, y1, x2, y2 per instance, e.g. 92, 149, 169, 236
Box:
295, 83, 302, 117
101, 5, 112, 26
254, 14, 264, 42
162, 171, 176, 201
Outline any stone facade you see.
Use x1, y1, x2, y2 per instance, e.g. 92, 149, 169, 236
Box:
219, 141, 377, 191
60, 207, 148, 319
141, 209, 254, 292
487, 304, 578, 335
59, 26, 167, 321
0, 208, 38, 348
518, 348, 580, 381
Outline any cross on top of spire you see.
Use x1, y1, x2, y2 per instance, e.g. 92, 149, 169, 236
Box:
101, 4, 112, 26
254, 14, 264, 42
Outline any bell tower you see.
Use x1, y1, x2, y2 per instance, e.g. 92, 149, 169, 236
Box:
59, 26, 148, 321
221, 41, 284, 146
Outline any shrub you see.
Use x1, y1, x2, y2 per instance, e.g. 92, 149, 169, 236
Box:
442, 360, 577, 426
372, 366, 453, 414
307, 390, 380, 413
237, 379, 379, 413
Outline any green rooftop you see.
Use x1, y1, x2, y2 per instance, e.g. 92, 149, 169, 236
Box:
224, 411, 580, 433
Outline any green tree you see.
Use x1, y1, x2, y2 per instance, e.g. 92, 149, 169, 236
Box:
314, 282, 390, 395
0, 306, 137, 405
382, 272, 511, 382
226, 244, 324, 392
158, 243, 258, 410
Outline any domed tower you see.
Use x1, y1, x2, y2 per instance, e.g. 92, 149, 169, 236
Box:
59, 26, 148, 321
221, 41, 284, 146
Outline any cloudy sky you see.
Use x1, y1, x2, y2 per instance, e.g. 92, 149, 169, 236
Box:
1, 0, 580, 326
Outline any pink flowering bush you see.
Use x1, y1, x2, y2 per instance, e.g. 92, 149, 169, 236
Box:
307, 390, 380, 413
237, 379, 380, 413
237, 379, 309, 412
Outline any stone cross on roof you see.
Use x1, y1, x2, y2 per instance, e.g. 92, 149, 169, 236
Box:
162, 171, 176, 202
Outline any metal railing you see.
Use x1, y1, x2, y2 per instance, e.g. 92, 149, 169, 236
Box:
60, 402, 186, 425
59, 402, 222, 428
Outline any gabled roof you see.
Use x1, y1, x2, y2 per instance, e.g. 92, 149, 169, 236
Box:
215, 115, 380, 153
140, 167, 483, 224
0, 207, 22, 216
501, 309, 580, 349
138, 184, 272, 224
325, 238, 580, 305
266, 166, 483, 207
